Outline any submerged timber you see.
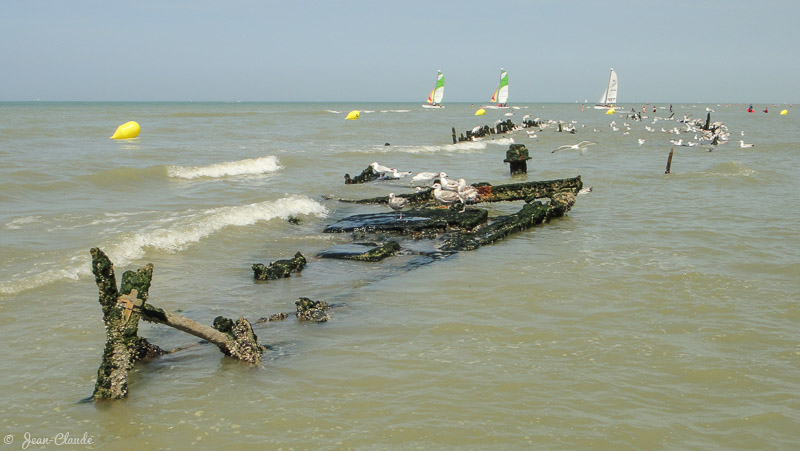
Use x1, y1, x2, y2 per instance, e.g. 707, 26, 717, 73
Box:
329, 176, 582, 252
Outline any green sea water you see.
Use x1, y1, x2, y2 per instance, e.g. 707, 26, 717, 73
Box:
0, 101, 798, 449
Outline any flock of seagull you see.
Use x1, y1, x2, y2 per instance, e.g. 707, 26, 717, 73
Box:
516, 109, 755, 152
371, 106, 757, 218
371, 162, 478, 216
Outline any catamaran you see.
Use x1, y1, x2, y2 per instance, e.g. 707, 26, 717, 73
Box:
485, 68, 509, 109
594, 68, 618, 109
422, 71, 445, 109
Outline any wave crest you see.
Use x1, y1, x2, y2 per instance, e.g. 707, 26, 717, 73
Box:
0, 195, 326, 296
167, 156, 282, 179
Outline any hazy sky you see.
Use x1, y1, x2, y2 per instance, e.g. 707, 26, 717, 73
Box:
1, 0, 797, 103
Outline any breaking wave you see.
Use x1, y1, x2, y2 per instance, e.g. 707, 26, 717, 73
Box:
0, 195, 326, 296
167, 156, 282, 179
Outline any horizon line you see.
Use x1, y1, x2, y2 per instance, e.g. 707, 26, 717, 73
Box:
0, 100, 794, 105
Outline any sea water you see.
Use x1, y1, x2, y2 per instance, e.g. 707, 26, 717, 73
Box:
0, 102, 798, 449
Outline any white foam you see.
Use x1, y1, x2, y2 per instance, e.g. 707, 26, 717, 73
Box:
167, 156, 282, 179
5, 215, 41, 230
344, 140, 491, 155
0, 195, 327, 296
371, 137, 515, 154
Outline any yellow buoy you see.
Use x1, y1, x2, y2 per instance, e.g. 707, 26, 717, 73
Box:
110, 121, 140, 139
474, 108, 486, 116
605, 108, 615, 115
780, 109, 788, 115
345, 110, 360, 120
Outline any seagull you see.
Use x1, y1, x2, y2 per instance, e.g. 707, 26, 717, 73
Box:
638, 138, 646, 146
386, 168, 411, 178
410, 171, 438, 185
740, 140, 755, 148
551, 141, 596, 156
387, 193, 407, 219
431, 183, 465, 212
437, 172, 459, 191
669, 138, 683, 146
457, 179, 479, 203
370, 161, 394, 174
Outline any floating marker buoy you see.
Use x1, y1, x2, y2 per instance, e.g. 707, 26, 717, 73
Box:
605, 108, 615, 115
780, 109, 788, 115
110, 121, 140, 139
345, 110, 360, 120
474, 108, 486, 116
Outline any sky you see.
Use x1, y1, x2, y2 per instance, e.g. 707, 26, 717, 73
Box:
1, 0, 798, 103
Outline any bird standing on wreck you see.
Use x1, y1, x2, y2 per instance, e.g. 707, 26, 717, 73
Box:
457, 179, 478, 204
431, 183, 466, 212
387, 193, 408, 219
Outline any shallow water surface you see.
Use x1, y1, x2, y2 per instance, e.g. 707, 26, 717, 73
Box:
0, 102, 798, 449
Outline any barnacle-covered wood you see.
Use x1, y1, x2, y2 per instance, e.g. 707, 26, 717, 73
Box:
338, 176, 582, 208
252, 252, 307, 280
90, 248, 264, 400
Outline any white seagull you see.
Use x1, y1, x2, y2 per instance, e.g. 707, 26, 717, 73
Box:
386, 168, 412, 178
410, 171, 439, 185
638, 138, 646, 146
370, 161, 394, 174
437, 172, 460, 191
457, 179, 479, 203
740, 140, 755, 148
551, 141, 596, 156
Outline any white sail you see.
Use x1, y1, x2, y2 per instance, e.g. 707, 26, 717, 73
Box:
594, 68, 618, 109
605, 68, 618, 104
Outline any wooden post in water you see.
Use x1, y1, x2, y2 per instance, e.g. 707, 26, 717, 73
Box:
451, 127, 457, 144
665, 148, 674, 174
504, 144, 532, 175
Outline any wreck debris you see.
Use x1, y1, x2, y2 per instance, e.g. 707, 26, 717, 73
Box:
338, 176, 582, 209
90, 248, 264, 400
344, 165, 380, 184
504, 143, 532, 175
256, 297, 332, 324
318, 241, 401, 261
323, 208, 488, 235
665, 148, 674, 174
441, 191, 577, 252
252, 252, 307, 280
325, 176, 582, 255
295, 297, 331, 322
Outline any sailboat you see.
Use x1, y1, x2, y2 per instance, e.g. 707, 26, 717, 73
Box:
422, 71, 445, 109
485, 68, 509, 109
594, 68, 618, 109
